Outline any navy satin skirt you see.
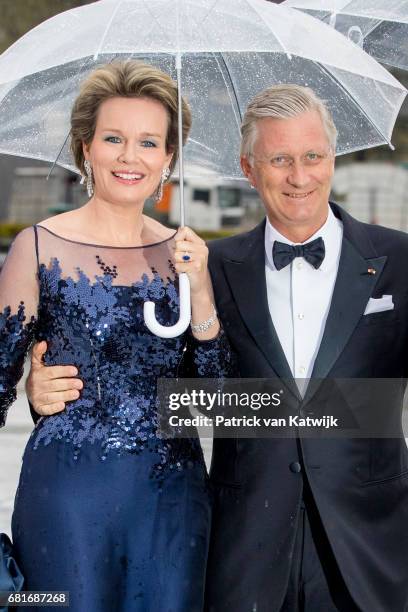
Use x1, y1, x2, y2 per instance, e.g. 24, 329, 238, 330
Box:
12, 435, 211, 611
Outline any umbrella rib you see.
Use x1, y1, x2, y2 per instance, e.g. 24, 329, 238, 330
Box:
42, 55, 96, 123
360, 19, 387, 40
47, 130, 71, 180
140, 0, 169, 41
246, 0, 292, 60
340, 1, 406, 24
93, 0, 124, 60
183, 1, 222, 52
213, 53, 243, 126
336, 3, 386, 39
196, 0, 221, 29
45, 54, 100, 177
188, 138, 217, 154
315, 60, 395, 149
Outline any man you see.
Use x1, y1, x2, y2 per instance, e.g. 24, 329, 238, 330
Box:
204, 85, 408, 612
27, 85, 408, 611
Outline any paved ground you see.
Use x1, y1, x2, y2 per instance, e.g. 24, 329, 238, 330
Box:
1, 389, 407, 535
0, 392, 32, 534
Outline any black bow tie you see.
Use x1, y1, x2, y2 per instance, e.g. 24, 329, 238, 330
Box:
272, 237, 325, 271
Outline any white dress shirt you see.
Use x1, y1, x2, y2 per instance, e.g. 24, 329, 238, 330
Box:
264, 207, 343, 391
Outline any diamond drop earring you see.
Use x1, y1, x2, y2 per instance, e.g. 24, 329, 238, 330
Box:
84, 160, 94, 198
155, 167, 170, 202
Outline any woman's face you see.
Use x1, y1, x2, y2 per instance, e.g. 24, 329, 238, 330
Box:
83, 96, 173, 207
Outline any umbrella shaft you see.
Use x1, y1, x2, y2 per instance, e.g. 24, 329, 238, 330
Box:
176, 55, 185, 227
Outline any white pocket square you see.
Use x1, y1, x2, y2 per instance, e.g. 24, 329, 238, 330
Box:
364, 295, 394, 315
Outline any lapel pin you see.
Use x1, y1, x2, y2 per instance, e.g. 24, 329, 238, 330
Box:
367, 268, 376, 275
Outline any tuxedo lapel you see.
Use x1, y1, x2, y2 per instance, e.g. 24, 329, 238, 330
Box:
304, 205, 387, 405
222, 222, 301, 400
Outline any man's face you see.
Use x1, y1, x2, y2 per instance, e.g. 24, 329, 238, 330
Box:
241, 110, 335, 240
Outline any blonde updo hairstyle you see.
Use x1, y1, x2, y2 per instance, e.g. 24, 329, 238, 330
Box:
70, 60, 191, 180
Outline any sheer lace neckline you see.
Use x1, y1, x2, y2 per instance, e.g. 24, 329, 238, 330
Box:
35, 224, 177, 249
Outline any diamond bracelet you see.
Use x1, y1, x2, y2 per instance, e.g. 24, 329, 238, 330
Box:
191, 304, 218, 333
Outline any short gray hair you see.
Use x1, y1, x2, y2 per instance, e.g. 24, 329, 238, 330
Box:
240, 84, 337, 159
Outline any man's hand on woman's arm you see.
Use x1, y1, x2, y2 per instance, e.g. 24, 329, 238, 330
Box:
26, 341, 83, 415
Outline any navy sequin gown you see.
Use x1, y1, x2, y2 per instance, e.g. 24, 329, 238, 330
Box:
0, 225, 233, 612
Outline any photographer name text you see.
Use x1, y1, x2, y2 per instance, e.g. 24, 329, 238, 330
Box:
168, 415, 339, 429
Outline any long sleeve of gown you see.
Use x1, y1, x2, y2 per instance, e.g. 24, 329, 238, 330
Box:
0, 228, 39, 427
185, 327, 237, 378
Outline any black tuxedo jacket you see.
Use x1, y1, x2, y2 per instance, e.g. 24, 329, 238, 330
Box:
205, 203, 408, 612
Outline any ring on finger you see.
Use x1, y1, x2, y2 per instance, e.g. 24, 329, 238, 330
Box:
182, 252, 191, 262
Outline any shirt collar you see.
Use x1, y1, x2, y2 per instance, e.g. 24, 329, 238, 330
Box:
265, 205, 343, 271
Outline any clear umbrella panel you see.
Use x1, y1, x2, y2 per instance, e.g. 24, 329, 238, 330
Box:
0, 0, 405, 180
284, 0, 408, 71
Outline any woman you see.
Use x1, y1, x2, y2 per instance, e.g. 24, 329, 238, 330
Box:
0, 61, 232, 611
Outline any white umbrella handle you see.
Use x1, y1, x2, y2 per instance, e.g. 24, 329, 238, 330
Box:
143, 272, 191, 338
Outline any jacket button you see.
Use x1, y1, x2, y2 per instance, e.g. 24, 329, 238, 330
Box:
289, 462, 302, 473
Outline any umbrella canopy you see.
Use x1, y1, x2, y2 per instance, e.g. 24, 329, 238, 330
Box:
283, 0, 408, 70
0, 0, 406, 338
0, 0, 405, 182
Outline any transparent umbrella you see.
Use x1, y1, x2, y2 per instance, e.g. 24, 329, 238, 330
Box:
0, 0, 405, 336
283, 0, 408, 70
